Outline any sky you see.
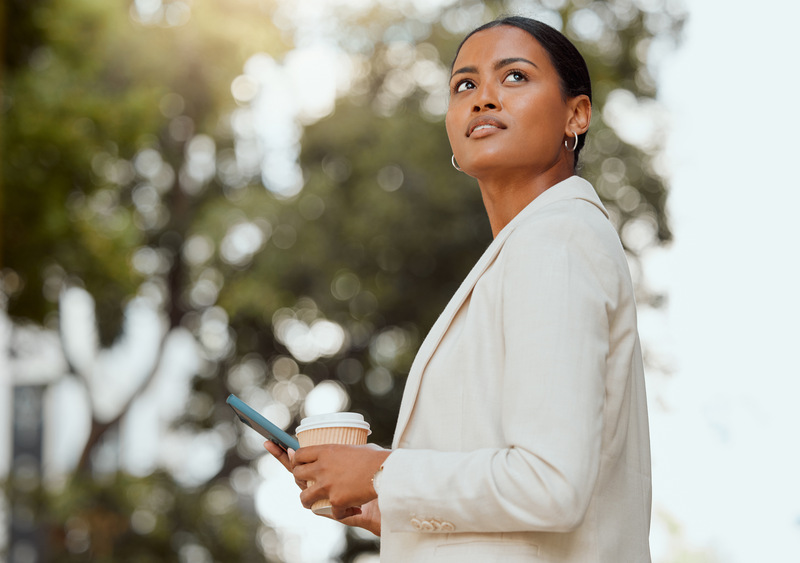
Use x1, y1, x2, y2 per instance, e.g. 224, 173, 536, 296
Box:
645, 0, 800, 560
3, 0, 800, 562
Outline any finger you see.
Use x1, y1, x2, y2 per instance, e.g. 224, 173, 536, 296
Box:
300, 484, 328, 510
293, 444, 330, 465
291, 461, 316, 483
299, 488, 314, 509
263, 441, 292, 471
332, 506, 361, 520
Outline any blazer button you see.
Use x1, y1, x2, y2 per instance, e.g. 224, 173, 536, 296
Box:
439, 521, 455, 532
410, 518, 422, 531
420, 520, 435, 532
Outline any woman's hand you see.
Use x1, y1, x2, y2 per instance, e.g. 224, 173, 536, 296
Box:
263, 441, 387, 535
292, 444, 390, 521
336, 498, 382, 536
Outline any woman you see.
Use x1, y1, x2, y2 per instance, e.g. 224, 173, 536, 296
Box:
266, 16, 652, 562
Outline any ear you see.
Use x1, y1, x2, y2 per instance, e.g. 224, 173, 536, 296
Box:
566, 95, 592, 136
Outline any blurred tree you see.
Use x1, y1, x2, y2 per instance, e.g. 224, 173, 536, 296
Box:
1, 0, 684, 561
1, 0, 287, 340
41, 471, 263, 562
2, 0, 290, 560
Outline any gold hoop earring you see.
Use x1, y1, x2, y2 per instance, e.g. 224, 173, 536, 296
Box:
564, 131, 578, 152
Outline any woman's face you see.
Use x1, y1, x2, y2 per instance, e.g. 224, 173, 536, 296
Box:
445, 25, 574, 179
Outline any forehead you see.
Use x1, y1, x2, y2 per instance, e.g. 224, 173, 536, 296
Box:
453, 25, 553, 72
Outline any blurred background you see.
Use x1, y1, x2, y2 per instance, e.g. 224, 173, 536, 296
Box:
1, 0, 798, 562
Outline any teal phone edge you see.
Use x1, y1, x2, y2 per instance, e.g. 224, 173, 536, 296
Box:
226, 394, 300, 451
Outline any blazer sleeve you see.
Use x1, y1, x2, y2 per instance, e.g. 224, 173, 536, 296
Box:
378, 201, 625, 534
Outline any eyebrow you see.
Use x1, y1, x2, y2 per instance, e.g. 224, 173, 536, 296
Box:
450, 57, 539, 79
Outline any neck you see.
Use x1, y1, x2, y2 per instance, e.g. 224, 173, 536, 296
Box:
477, 164, 574, 238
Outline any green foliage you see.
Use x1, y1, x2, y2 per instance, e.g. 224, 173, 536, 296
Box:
1, 0, 284, 341
3, 471, 262, 562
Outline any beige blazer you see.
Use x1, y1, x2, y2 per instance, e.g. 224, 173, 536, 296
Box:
376, 176, 652, 562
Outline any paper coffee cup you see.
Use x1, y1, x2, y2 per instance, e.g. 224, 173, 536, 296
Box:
296, 412, 371, 515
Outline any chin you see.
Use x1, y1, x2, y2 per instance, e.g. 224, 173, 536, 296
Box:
462, 157, 511, 176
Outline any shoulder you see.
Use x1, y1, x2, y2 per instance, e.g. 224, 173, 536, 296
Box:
498, 186, 630, 291
498, 177, 617, 245
510, 195, 622, 259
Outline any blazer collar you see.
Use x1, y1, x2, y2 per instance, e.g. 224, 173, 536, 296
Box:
392, 176, 607, 447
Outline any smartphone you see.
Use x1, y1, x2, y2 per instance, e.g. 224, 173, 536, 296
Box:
226, 394, 300, 451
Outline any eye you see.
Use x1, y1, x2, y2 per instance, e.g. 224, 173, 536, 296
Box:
454, 79, 475, 93
504, 70, 527, 84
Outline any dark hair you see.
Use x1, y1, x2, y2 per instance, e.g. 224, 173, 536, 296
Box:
453, 16, 592, 170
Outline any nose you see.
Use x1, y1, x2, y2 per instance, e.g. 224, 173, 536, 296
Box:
472, 81, 499, 112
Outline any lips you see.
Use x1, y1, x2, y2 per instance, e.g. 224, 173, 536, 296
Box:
466, 115, 507, 137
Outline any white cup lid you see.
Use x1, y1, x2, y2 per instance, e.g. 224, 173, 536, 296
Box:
296, 412, 371, 434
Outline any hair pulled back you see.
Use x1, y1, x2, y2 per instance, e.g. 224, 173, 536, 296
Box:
453, 16, 592, 170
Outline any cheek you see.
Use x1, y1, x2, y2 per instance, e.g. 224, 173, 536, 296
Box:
514, 105, 561, 146
524, 94, 567, 132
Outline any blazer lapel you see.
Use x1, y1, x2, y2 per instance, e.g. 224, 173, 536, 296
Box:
392, 176, 606, 447
392, 230, 507, 447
